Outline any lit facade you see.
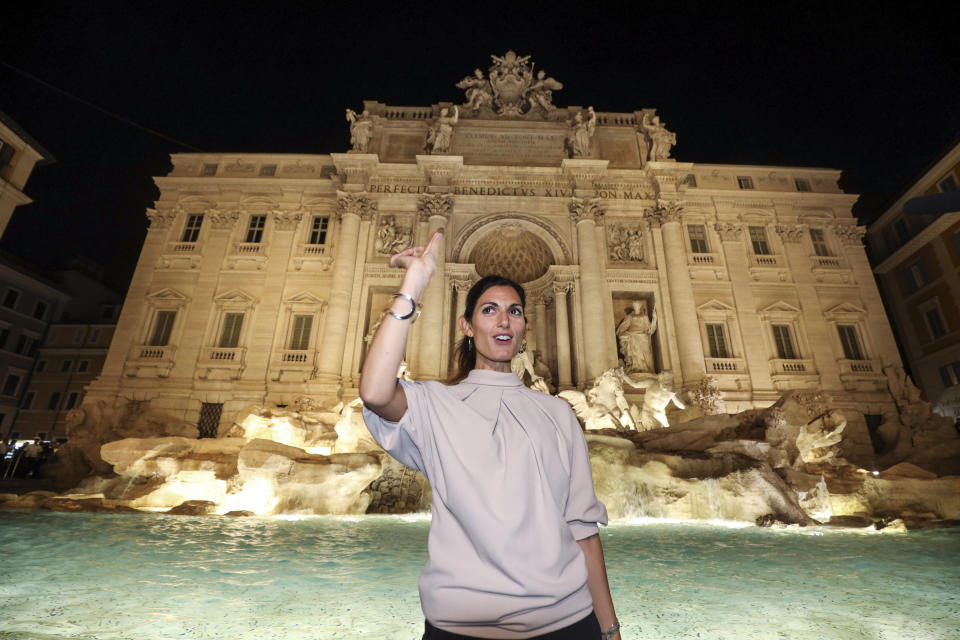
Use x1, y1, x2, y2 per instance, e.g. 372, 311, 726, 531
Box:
86, 55, 903, 455
0, 110, 53, 238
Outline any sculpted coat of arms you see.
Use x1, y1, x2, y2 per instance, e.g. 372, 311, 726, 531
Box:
457, 50, 563, 117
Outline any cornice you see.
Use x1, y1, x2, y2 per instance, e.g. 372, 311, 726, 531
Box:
874, 212, 960, 274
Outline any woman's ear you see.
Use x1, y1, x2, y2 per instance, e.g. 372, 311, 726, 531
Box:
458, 314, 472, 337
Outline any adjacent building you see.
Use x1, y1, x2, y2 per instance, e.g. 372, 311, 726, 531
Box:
0, 109, 54, 238
866, 140, 960, 414
85, 52, 903, 457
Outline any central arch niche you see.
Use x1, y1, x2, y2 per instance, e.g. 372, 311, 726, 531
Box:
469, 226, 553, 283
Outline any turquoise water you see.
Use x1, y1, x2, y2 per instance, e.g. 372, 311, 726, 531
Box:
0, 513, 958, 639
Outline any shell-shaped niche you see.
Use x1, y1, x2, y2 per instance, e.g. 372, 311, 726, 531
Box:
469, 226, 553, 284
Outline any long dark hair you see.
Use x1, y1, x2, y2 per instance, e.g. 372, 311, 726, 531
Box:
449, 275, 526, 384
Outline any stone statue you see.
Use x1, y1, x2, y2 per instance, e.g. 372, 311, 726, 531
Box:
566, 107, 597, 158
635, 127, 649, 167
560, 368, 641, 431
532, 350, 554, 393
641, 113, 676, 162
617, 300, 657, 373
425, 106, 459, 154
345, 109, 373, 153
634, 371, 685, 430
523, 69, 563, 113
511, 349, 550, 394
456, 69, 493, 112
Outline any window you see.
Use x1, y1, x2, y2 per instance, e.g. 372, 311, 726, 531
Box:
0, 327, 7, 349
259, 164, 277, 176
682, 174, 697, 188
809, 228, 831, 256
245, 215, 266, 243
21, 391, 34, 409
688, 224, 709, 253
16, 335, 36, 356
288, 314, 313, 350
77, 360, 90, 373
705, 323, 730, 358
65, 391, 80, 410
794, 178, 812, 192
74, 327, 85, 344
772, 324, 797, 359
0, 139, 15, 168
33, 301, 48, 320
90, 328, 101, 343
837, 325, 865, 360
2, 374, 21, 397
905, 259, 930, 292
60, 359, 73, 373
893, 219, 910, 244
181, 214, 204, 242
47, 392, 61, 410
201, 163, 218, 176
148, 310, 177, 346
938, 361, 960, 388
35, 359, 46, 373
218, 312, 245, 348
925, 308, 948, 339
309, 216, 330, 245
737, 176, 754, 190
3, 289, 20, 310
749, 226, 771, 255
939, 175, 958, 192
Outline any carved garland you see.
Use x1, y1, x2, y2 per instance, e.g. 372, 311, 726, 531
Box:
775, 224, 805, 243
714, 222, 743, 241
832, 225, 866, 246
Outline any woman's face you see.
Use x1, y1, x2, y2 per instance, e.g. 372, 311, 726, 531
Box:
459, 285, 526, 372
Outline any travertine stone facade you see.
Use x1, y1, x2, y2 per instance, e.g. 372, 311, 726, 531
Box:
86, 53, 902, 442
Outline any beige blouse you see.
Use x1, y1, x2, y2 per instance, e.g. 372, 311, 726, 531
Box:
362, 369, 608, 639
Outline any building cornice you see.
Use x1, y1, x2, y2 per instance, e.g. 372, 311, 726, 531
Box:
874, 211, 960, 274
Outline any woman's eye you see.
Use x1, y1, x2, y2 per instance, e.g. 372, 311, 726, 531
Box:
510, 308, 522, 316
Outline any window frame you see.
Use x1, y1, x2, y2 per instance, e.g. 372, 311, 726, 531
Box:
245, 214, 267, 244
181, 214, 204, 243
2, 373, 22, 397
687, 223, 710, 254
748, 225, 772, 255
309, 215, 330, 245
736, 176, 754, 190
794, 178, 812, 192
2, 288, 20, 310
809, 227, 832, 257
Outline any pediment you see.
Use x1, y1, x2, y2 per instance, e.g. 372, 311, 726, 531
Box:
240, 195, 279, 208
214, 289, 257, 304
760, 300, 801, 315
146, 287, 188, 302
178, 195, 216, 210
285, 291, 325, 305
697, 299, 736, 313
824, 302, 865, 316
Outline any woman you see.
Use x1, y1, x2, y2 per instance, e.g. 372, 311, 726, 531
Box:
360, 232, 621, 640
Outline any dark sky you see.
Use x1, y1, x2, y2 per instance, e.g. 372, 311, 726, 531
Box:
2, 2, 957, 292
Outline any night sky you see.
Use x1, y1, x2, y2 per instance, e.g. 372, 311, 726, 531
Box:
2, 2, 957, 292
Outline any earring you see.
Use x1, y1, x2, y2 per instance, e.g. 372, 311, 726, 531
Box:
519, 339, 527, 354
467, 337, 473, 349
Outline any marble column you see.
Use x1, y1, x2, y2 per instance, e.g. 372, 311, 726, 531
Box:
449, 278, 471, 376
570, 197, 613, 381
533, 292, 548, 357
553, 281, 573, 389
315, 192, 375, 385
647, 201, 705, 387
414, 193, 453, 380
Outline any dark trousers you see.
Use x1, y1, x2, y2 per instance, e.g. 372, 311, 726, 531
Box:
423, 612, 600, 639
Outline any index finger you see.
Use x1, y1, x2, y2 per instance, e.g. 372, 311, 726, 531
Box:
422, 231, 443, 258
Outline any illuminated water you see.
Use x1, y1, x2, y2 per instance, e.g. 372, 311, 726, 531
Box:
0, 513, 958, 639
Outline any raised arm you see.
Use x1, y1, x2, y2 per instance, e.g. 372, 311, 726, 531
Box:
359, 231, 442, 421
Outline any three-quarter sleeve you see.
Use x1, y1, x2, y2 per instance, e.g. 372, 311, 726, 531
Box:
563, 410, 609, 540
361, 379, 428, 473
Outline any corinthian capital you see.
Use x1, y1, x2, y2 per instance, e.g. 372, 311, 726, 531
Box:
208, 208, 240, 229
833, 224, 865, 246
336, 191, 377, 220
775, 224, 804, 243
273, 210, 303, 231
643, 200, 683, 227
568, 197, 605, 223
713, 222, 743, 242
552, 280, 573, 295
417, 193, 455, 221
145, 208, 177, 229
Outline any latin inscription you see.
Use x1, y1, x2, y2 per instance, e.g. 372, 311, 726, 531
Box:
368, 184, 652, 199
451, 130, 567, 164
